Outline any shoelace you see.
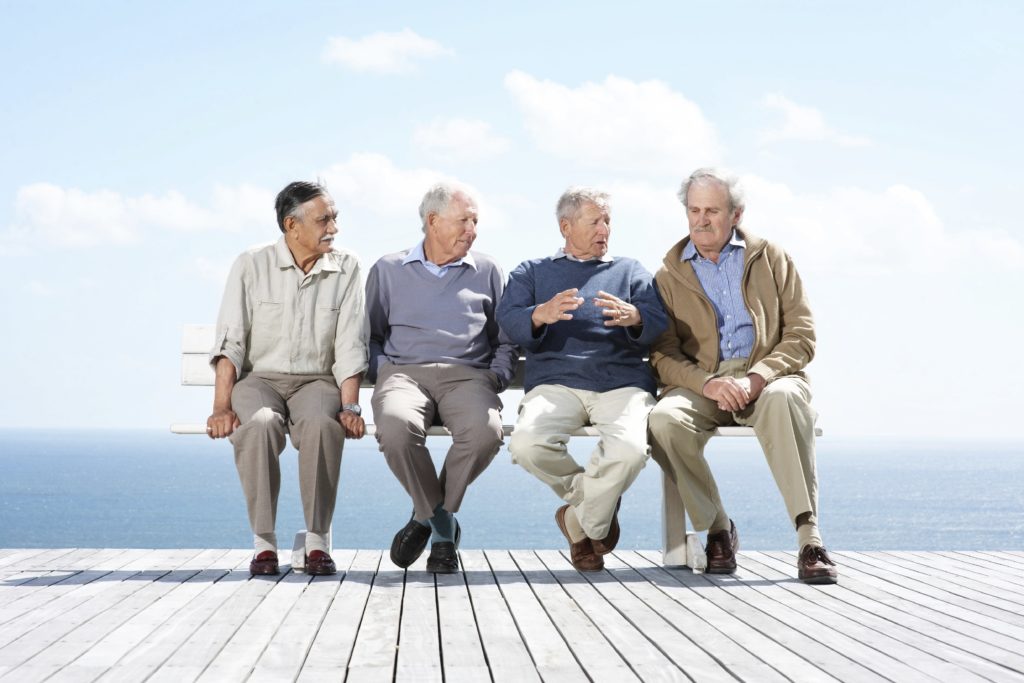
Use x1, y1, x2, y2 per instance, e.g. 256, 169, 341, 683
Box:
801, 546, 836, 566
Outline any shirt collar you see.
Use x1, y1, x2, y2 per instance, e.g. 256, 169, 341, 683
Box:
402, 240, 476, 270
273, 236, 339, 273
681, 229, 746, 262
553, 247, 614, 263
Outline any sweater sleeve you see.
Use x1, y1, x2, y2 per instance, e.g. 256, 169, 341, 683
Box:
364, 260, 390, 383
626, 260, 668, 347
485, 263, 520, 390
495, 261, 548, 352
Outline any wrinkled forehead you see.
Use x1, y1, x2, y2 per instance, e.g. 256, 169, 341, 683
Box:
447, 192, 478, 215
686, 179, 731, 207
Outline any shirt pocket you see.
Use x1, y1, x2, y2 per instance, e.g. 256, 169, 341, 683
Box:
249, 300, 283, 360
314, 305, 342, 363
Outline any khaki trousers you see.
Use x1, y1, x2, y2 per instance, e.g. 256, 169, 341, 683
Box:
229, 372, 343, 537
371, 363, 503, 521
648, 359, 818, 532
509, 385, 655, 539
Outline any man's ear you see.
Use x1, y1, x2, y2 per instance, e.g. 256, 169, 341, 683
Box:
558, 217, 570, 238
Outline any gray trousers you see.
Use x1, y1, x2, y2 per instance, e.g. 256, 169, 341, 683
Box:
229, 372, 343, 537
648, 359, 818, 532
371, 363, 503, 521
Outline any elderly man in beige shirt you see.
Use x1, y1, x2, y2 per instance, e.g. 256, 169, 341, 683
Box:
207, 181, 368, 577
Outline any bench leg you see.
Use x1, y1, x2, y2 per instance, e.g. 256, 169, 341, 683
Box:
291, 527, 333, 571
661, 470, 705, 572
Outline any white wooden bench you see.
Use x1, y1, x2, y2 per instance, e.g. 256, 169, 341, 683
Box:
172, 324, 820, 571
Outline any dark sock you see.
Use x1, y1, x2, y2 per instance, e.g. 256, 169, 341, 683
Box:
429, 503, 455, 543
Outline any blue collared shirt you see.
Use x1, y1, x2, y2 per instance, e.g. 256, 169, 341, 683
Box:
682, 231, 754, 361
402, 240, 476, 277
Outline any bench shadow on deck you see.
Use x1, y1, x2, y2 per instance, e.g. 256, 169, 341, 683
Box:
1, 547, 1023, 682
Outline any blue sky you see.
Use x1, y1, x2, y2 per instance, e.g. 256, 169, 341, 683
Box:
2, 1, 1021, 436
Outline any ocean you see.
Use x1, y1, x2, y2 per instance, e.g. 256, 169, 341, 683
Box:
1, 430, 1022, 551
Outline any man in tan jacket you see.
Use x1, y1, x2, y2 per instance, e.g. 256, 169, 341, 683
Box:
647, 168, 837, 584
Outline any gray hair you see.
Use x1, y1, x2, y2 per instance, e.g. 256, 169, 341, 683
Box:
555, 186, 611, 223
677, 168, 745, 214
418, 182, 473, 232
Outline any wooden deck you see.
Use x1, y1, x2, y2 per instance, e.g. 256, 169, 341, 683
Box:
0, 548, 1022, 681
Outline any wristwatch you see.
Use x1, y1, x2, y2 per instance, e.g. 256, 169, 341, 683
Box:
342, 403, 362, 416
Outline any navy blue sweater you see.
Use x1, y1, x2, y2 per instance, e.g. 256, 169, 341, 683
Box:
496, 256, 667, 394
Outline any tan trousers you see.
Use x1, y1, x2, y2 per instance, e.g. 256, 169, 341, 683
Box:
648, 359, 818, 532
229, 372, 343, 537
509, 385, 655, 539
370, 363, 503, 521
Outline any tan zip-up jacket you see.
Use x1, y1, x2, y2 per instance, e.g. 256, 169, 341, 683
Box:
650, 228, 815, 395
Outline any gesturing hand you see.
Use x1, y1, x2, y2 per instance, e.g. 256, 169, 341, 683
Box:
532, 288, 584, 330
593, 290, 642, 328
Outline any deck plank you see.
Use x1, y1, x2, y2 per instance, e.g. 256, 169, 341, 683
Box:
534, 549, 688, 682
2, 548, 1024, 681
297, 549, 380, 680
600, 551, 787, 682
459, 549, 539, 683
485, 550, 588, 682
509, 549, 639, 683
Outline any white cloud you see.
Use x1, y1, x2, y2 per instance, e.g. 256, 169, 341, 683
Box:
504, 71, 721, 174
319, 153, 461, 220
740, 175, 1023, 272
413, 118, 510, 161
6, 182, 273, 248
322, 29, 454, 74
759, 93, 871, 147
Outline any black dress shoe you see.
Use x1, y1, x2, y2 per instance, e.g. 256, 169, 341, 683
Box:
426, 519, 461, 574
705, 520, 739, 574
305, 550, 337, 576
249, 550, 279, 576
390, 516, 432, 568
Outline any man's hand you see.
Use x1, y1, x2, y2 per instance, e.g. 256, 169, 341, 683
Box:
339, 410, 366, 439
737, 373, 766, 403
207, 408, 240, 439
702, 377, 750, 412
532, 288, 583, 330
594, 290, 642, 328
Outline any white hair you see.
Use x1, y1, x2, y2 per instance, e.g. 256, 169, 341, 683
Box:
677, 168, 745, 214
555, 186, 610, 223
418, 182, 474, 232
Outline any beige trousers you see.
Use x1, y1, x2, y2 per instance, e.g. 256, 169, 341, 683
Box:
509, 384, 655, 539
370, 363, 503, 521
229, 372, 343, 537
648, 359, 818, 532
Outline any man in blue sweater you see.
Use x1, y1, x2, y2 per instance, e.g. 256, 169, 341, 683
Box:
367, 182, 518, 573
496, 187, 667, 571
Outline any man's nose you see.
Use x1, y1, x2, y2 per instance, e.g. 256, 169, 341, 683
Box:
327, 220, 338, 234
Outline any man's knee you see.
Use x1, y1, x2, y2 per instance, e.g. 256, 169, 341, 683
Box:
374, 410, 427, 452
451, 415, 503, 456
648, 403, 701, 439
293, 411, 342, 436
244, 407, 286, 433
606, 437, 650, 475
759, 381, 812, 412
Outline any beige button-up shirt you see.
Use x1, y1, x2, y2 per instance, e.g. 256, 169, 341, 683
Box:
210, 237, 369, 387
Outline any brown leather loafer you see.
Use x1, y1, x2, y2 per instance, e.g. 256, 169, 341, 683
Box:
591, 497, 621, 555
249, 550, 279, 576
798, 545, 838, 584
556, 505, 603, 572
305, 550, 337, 576
705, 520, 739, 574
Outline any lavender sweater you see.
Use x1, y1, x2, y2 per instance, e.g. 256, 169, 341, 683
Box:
365, 249, 518, 389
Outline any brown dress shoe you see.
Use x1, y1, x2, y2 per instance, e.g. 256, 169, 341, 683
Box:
249, 550, 279, 576
305, 550, 337, 576
798, 545, 838, 584
591, 497, 621, 555
555, 505, 604, 572
705, 520, 739, 574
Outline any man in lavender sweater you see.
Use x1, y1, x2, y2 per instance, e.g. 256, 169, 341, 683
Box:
496, 187, 667, 572
366, 183, 517, 573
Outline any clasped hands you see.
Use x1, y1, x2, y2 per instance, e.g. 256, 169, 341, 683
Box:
531, 288, 642, 329
702, 373, 766, 412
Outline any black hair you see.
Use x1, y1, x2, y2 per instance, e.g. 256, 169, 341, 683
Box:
274, 181, 327, 233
